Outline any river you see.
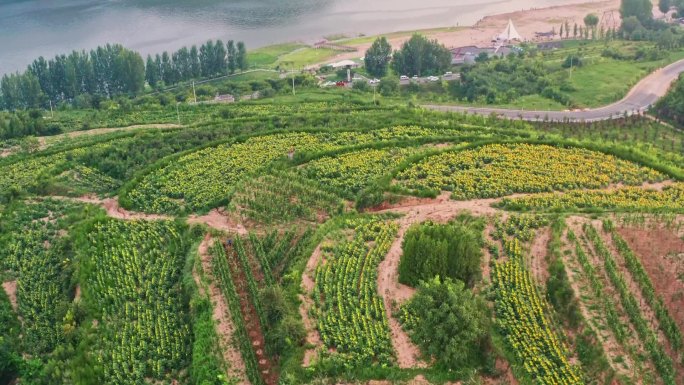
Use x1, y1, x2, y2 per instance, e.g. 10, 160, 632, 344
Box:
1, 0, 588, 75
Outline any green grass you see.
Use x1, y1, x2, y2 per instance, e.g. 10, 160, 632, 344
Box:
274, 47, 342, 68
247, 43, 307, 67
565, 58, 653, 107
335, 26, 462, 46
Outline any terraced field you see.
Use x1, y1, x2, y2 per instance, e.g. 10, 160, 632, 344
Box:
2, 102, 684, 385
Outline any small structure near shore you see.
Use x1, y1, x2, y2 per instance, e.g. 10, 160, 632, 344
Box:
495, 19, 523, 42
213, 93, 235, 103
330, 59, 360, 69
451, 45, 514, 65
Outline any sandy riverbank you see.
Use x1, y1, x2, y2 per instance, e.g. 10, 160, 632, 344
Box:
319, 0, 622, 66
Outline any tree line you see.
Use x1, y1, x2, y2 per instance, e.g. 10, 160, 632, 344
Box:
364, 34, 452, 78
0, 40, 248, 111
145, 40, 247, 88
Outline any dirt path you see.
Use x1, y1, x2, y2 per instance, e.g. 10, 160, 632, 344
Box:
39, 124, 183, 148
529, 227, 551, 284
374, 192, 510, 368
300, 244, 324, 366
1, 124, 183, 158
2, 280, 17, 312
197, 236, 250, 385
188, 209, 249, 235
52, 195, 173, 221
378, 215, 426, 368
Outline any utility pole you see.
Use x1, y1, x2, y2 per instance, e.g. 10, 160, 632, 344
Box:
49, 100, 54, 118
192, 81, 197, 104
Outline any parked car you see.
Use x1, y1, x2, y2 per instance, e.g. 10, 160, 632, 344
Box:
400, 75, 409, 80
411, 75, 419, 80
368, 78, 380, 84
427, 76, 440, 82
444, 71, 453, 77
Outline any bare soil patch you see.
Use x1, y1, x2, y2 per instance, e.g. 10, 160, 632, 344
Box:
530, 227, 551, 284
2, 280, 18, 312
617, 226, 684, 338
596, 222, 684, 383
188, 208, 249, 235
52, 195, 172, 221
378, 216, 425, 368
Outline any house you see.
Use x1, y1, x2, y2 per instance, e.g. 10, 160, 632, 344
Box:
537, 41, 564, 50
214, 94, 235, 103
451, 45, 515, 65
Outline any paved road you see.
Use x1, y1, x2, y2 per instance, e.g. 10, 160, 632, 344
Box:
423, 58, 684, 121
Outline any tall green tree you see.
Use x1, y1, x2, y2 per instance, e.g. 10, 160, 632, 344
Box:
390, 34, 452, 77
236, 41, 248, 71
364, 37, 392, 77
621, 0, 653, 25
189, 45, 201, 78
660, 0, 672, 13
227, 40, 237, 74
214, 39, 227, 75
398, 220, 482, 287
401, 277, 491, 370
145, 55, 158, 87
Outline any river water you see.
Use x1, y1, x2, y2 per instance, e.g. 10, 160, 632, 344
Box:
1, 0, 584, 75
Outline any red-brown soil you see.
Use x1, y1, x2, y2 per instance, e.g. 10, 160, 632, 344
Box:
2, 280, 17, 312
223, 242, 278, 385
617, 226, 684, 338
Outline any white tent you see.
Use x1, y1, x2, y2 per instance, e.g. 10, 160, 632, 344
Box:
497, 19, 522, 42
330, 59, 360, 69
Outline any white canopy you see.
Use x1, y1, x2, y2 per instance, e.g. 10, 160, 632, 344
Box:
330, 59, 360, 69
497, 19, 522, 41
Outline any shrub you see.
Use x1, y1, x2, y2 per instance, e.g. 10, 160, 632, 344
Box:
398, 220, 482, 287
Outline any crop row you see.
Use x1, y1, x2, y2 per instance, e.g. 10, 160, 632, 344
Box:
499, 183, 684, 212
568, 231, 627, 344
492, 238, 583, 385
0, 200, 86, 356
397, 143, 665, 199
125, 126, 461, 214
300, 147, 419, 197
312, 219, 397, 366
606, 222, 683, 351
211, 241, 266, 385
83, 220, 191, 384
584, 224, 676, 385
230, 171, 345, 224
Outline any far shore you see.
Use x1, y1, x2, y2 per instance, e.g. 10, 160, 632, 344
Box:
299, 0, 623, 68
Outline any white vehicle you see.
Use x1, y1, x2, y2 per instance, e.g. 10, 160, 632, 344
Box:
427, 76, 440, 82
444, 71, 453, 77
412, 75, 419, 80
368, 78, 380, 84
400, 75, 409, 80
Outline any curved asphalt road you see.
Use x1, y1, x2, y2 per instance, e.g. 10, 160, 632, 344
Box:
424, 58, 684, 121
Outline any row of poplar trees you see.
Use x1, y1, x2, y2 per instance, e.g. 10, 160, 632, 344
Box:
0, 40, 247, 110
